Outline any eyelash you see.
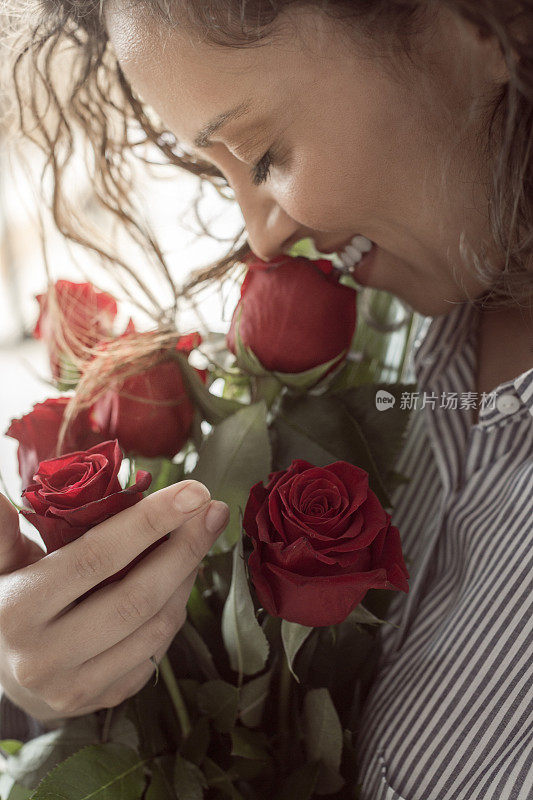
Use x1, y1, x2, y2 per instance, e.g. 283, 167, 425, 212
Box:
250, 148, 275, 186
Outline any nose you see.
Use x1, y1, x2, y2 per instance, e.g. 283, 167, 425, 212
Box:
234, 185, 309, 262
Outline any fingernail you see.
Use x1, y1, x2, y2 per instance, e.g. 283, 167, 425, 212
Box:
205, 501, 230, 533
174, 481, 211, 512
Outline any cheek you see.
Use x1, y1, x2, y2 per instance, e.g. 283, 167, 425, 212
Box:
272, 156, 367, 231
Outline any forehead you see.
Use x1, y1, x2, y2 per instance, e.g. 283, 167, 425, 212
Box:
103, 1, 340, 141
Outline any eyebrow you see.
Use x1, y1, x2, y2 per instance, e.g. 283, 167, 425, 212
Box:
193, 99, 253, 148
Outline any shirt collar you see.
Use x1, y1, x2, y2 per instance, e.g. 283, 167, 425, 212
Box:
412, 300, 533, 425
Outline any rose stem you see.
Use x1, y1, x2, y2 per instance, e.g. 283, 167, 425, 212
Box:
159, 655, 192, 740
277, 653, 293, 772
100, 707, 114, 743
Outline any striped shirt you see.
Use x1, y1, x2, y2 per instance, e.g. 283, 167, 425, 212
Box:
355, 298, 533, 799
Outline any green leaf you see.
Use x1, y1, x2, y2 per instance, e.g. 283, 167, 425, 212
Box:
4, 783, 32, 800
145, 762, 176, 800
238, 668, 273, 728
126, 676, 181, 759
326, 358, 374, 393
202, 758, 244, 800
186, 585, 217, 632
196, 681, 239, 734
179, 621, 220, 681
272, 392, 392, 508
303, 688, 345, 795
3, 717, 102, 790
180, 717, 210, 767
280, 621, 313, 683
335, 383, 416, 490
222, 535, 270, 677
104, 705, 140, 752
177, 678, 200, 712
132, 457, 185, 495
191, 402, 271, 552
230, 728, 269, 762
28, 743, 145, 799
174, 352, 244, 425
0, 742, 23, 757
274, 761, 321, 800
173, 755, 206, 800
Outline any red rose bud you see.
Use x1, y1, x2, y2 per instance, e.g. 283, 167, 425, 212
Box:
243, 459, 409, 627
90, 334, 204, 459
226, 255, 356, 386
21, 440, 155, 589
34, 280, 118, 380
6, 397, 104, 495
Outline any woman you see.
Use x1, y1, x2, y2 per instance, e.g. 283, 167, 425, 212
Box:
1, 1, 532, 797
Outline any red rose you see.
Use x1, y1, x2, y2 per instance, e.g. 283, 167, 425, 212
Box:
226, 255, 356, 376
5, 397, 104, 494
90, 334, 204, 459
34, 280, 118, 379
243, 459, 409, 627
21, 440, 154, 589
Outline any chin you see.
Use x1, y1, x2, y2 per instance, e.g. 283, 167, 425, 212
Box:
387, 287, 467, 318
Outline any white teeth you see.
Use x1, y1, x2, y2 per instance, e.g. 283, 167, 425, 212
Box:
339, 251, 356, 268
345, 245, 363, 263
334, 234, 374, 271
352, 235, 373, 253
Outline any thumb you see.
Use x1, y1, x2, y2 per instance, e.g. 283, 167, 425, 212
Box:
0, 493, 44, 575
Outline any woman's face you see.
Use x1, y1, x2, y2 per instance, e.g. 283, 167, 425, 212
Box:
105, 2, 508, 316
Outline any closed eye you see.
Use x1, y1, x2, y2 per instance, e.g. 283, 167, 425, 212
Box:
251, 150, 273, 186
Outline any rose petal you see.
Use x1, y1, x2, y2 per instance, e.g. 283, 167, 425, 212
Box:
252, 560, 392, 627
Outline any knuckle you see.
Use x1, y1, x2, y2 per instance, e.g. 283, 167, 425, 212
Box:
47, 687, 86, 715
150, 608, 180, 643
12, 658, 43, 691
139, 502, 164, 539
0, 609, 19, 648
180, 534, 204, 566
0, 581, 29, 644
116, 585, 153, 625
73, 540, 110, 581
103, 670, 150, 708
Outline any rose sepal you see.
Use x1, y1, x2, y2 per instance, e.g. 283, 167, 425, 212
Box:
280, 620, 313, 683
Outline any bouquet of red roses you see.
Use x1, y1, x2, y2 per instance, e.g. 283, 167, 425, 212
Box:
0, 251, 415, 800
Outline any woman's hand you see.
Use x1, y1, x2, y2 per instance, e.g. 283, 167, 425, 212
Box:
0, 481, 229, 723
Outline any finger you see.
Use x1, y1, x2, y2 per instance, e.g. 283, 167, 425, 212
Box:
25, 479, 212, 616
69, 654, 164, 717
45, 650, 163, 719
0, 494, 44, 575
57, 570, 196, 705
50, 500, 229, 663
